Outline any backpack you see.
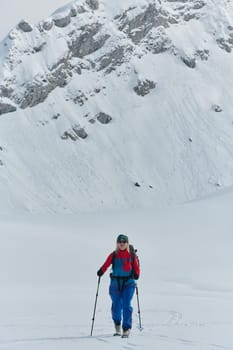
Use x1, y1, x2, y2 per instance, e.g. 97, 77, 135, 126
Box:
112, 244, 140, 277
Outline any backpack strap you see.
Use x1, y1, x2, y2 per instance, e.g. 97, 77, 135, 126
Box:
129, 245, 135, 270
112, 250, 116, 270
130, 253, 135, 278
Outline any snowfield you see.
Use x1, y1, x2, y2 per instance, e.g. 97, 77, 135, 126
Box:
0, 1, 233, 348
0, 189, 233, 349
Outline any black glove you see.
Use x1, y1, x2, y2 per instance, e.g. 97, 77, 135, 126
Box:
97, 268, 104, 277
133, 273, 139, 280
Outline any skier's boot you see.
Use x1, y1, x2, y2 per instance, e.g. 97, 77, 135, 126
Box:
113, 323, 121, 336
122, 329, 130, 338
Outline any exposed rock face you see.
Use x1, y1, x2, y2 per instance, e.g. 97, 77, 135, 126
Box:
72, 91, 88, 106
73, 126, 88, 139
54, 13, 71, 28
134, 79, 156, 96
61, 125, 88, 140
195, 49, 209, 61
168, 16, 179, 24
216, 38, 232, 53
15, 82, 52, 109
14, 64, 70, 108
166, 0, 188, 2
86, 0, 99, 10
181, 55, 196, 68
96, 112, 112, 124
0, 86, 13, 98
193, 1, 206, 10
166, 0, 206, 23
117, 3, 169, 44
52, 113, 60, 120
183, 12, 197, 22
18, 20, 33, 32
42, 19, 53, 31
76, 5, 86, 14
70, 6, 78, 17
0, 102, 17, 115
143, 28, 172, 54
97, 45, 133, 72
68, 23, 109, 58
0, 0, 225, 116
212, 104, 223, 112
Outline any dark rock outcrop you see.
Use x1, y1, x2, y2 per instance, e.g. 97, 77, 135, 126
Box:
18, 20, 33, 32
193, 1, 206, 10
61, 125, 88, 141
117, 3, 169, 44
134, 79, 156, 96
97, 45, 133, 72
195, 49, 209, 61
183, 12, 197, 22
73, 126, 88, 139
0, 86, 13, 98
70, 6, 78, 17
212, 104, 223, 113
68, 23, 109, 58
181, 55, 196, 68
86, 0, 99, 10
52, 113, 60, 120
216, 38, 232, 53
0, 102, 17, 115
143, 28, 172, 54
96, 112, 112, 124
42, 19, 54, 31
14, 60, 70, 108
72, 91, 88, 106
54, 13, 71, 28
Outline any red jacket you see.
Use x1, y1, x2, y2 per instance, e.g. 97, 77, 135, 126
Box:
100, 249, 140, 278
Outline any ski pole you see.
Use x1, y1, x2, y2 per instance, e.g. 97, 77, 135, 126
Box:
136, 284, 142, 330
90, 276, 101, 336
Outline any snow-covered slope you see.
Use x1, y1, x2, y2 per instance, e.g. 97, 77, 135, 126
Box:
0, 189, 233, 349
0, 0, 233, 213
0, 0, 72, 40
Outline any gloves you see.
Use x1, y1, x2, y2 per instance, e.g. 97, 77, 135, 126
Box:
133, 273, 139, 280
97, 268, 104, 277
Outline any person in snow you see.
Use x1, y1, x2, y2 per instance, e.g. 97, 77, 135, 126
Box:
97, 234, 140, 338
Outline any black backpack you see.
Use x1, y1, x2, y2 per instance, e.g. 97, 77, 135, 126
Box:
112, 244, 140, 277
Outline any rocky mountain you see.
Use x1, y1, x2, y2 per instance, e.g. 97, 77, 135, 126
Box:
0, 0, 233, 213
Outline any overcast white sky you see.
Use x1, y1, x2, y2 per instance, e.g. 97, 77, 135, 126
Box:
0, 0, 70, 40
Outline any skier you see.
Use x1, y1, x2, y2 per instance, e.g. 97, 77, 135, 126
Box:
97, 234, 140, 338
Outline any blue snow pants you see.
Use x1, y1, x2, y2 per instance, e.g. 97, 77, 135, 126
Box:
109, 279, 136, 330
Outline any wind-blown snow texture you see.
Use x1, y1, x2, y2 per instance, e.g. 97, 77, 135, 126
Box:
1, 0, 233, 213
